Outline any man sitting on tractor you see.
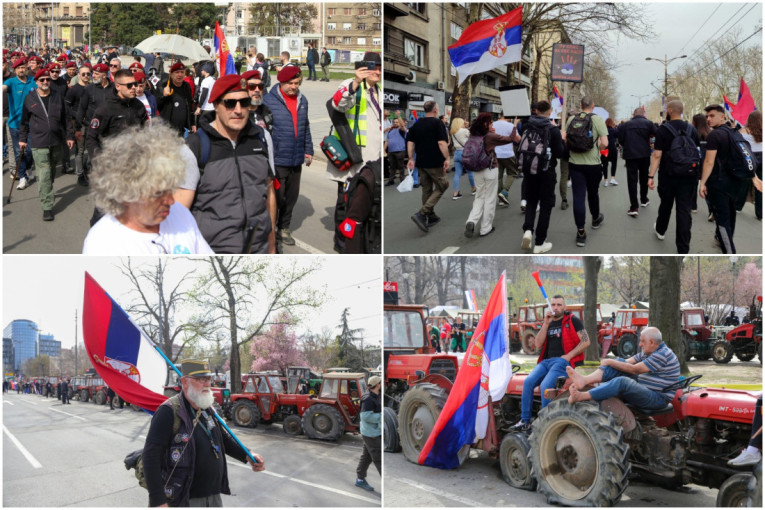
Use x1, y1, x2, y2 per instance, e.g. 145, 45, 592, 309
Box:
566, 326, 680, 411
511, 295, 590, 432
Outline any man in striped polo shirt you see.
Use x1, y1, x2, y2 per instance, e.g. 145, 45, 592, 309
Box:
565, 326, 680, 411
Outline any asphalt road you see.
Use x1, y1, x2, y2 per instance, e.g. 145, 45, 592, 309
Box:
2, 72, 354, 254
3, 392, 381, 507
383, 158, 763, 255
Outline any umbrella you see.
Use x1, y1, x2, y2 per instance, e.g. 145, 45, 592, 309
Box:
593, 106, 610, 120
134, 34, 210, 62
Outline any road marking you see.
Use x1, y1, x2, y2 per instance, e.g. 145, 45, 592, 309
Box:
3, 401, 14, 406
230, 462, 378, 504
19, 399, 38, 406
294, 237, 325, 254
439, 246, 460, 254
49, 406, 87, 421
3, 425, 42, 469
388, 476, 479, 506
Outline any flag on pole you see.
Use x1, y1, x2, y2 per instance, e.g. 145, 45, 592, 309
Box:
448, 7, 523, 86
465, 290, 478, 312
214, 21, 236, 77
418, 273, 512, 469
723, 95, 736, 114
730, 78, 756, 126
550, 85, 563, 118
82, 272, 169, 413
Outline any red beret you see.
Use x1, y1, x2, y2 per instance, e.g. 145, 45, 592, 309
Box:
28, 56, 43, 64
209, 74, 246, 103
241, 69, 261, 81
65, 61, 77, 69
169, 62, 186, 73
277, 64, 301, 83
133, 71, 146, 83
92, 63, 109, 73
56, 53, 68, 61
129, 61, 144, 70
2, 49, 7, 55
34, 69, 51, 81
82, 61, 93, 69
48, 62, 62, 71
12, 58, 27, 69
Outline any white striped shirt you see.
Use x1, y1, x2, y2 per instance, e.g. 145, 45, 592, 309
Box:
634, 343, 680, 401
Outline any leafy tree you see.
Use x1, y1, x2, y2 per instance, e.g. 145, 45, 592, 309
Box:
734, 262, 763, 307
249, 313, 307, 374
336, 308, 364, 366
247, 3, 318, 35
679, 257, 760, 323
163, 4, 221, 38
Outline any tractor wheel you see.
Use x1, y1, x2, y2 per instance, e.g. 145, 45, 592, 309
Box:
530, 399, 630, 507
80, 389, 89, 402
681, 332, 692, 361
617, 333, 638, 359
522, 329, 539, 355
736, 352, 756, 362
384, 406, 401, 453
282, 414, 303, 436
499, 432, 536, 491
302, 404, 345, 441
232, 400, 261, 428
94, 390, 107, 405
712, 340, 734, 364
715, 473, 753, 507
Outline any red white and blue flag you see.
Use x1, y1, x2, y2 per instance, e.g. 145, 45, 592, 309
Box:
448, 7, 522, 86
418, 273, 512, 468
723, 95, 736, 113
82, 272, 168, 413
464, 289, 478, 312
730, 78, 756, 126
550, 85, 563, 118
214, 21, 236, 77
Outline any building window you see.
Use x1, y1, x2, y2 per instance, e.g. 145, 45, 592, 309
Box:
236, 10, 243, 19
404, 38, 425, 67
327, 22, 336, 30
327, 7, 336, 15
343, 36, 352, 45
63, 6, 69, 16
358, 37, 366, 45
450, 22, 462, 41
358, 8, 367, 16
327, 36, 336, 45
373, 23, 381, 30
76, 6, 83, 16
405, 4, 424, 14
343, 7, 352, 15
357, 23, 366, 31
373, 38, 381, 46
373, 8, 381, 16
343, 23, 352, 31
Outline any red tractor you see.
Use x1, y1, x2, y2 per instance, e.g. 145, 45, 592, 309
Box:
713, 297, 762, 364
599, 308, 650, 358
512, 303, 603, 355
680, 307, 715, 361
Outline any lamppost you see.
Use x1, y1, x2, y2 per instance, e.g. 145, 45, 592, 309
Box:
645, 54, 687, 102
630, 94, 645, 111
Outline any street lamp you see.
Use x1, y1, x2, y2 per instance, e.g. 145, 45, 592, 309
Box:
630, 94, 645, 110
645, 54, 687, 102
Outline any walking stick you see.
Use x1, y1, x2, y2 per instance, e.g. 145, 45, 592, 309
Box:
7, 147, 24, 205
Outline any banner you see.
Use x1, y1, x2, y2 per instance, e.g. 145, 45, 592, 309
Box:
551, 43, 584, 83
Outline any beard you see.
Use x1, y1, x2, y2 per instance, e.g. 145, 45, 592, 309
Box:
186, 384, 215, 409
251, 96, 263, 106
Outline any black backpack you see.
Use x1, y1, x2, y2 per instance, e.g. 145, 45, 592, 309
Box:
335, 160, 381, 254
566, 113, 594, 153
517, 123, 552, 175
721, 125, 757, 181
663, 122, 700, 177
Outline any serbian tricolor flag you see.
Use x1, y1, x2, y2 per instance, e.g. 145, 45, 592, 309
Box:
730, 78, 756, 126
418, 273, 512, 468
723, 95, 736, 114
550, 85, 563, 118
464, 289, 478, 312
448, 7, 522, 86
82, 272, 169, 413
214, 21, 236, 77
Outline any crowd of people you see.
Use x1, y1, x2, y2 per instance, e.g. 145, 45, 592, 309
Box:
3, 43, 381, 254
389, 96, 762, 254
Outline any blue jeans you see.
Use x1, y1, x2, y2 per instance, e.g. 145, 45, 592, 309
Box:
412, 167, 419, 186
452, 149, 475, 191
521, 357, 569, 422
588, 361, 669, 411
9, 127, 33, 179
307, 62, 317, 80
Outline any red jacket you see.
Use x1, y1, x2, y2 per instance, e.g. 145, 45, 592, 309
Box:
537, 312, 584, 367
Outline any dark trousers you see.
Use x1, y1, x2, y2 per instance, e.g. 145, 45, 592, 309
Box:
522, 168, 557, 245
387, 151, 406, 182
655, 175, 696, 254
274, 165, 302, 230
755, 153, 762, 220
751, 396, 763, 449
569, 162, 601, 229
601, 152, 617, 179
307, 62, 317, 80
61, 390, 69, 404
626, 157, 650, 210
356, 434, 381, 479
707, 186, 739, 254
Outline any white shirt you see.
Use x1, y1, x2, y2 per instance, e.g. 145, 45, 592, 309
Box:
136, 94, 152, 125
742, 132, 763, 153
83, 203, 214, 255
492, 120, 516, 158
200, 76, 216, 111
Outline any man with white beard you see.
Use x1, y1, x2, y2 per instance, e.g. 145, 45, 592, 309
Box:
142, 360, 265, 507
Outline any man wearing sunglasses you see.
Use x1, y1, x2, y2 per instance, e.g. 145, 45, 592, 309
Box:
240, 69, 273, 133
46, 62, 68, 96
158, 62, 194, 136
18, 69, 75, 221
64, 61, 77, 86
66, 65, 92, 185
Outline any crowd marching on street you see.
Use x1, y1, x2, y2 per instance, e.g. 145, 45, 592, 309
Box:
3, 41, 382, 254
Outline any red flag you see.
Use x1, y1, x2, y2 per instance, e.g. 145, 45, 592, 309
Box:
731, 78, 756, 126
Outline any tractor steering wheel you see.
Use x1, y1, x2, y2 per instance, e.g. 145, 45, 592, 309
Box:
662, 374, 702, 393
512, 364, 522, 374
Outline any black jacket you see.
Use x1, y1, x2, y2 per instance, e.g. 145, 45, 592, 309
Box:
249, 103, 274, 134
618, 115, 656, 160
65, 82, 88, 129
85, 89, 147, 157
19, 89, 74, 148
78, 81, 114, 127
526, 114, 565, 168
157, 80, 193, 134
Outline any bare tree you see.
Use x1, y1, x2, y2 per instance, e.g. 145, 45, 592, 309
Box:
583, 257, 602, 361
600, 257, 650, 305
649, 257, 687, 374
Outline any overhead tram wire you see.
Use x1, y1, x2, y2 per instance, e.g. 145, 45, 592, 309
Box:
692, 26, 763, 76
677, 3, 722, 55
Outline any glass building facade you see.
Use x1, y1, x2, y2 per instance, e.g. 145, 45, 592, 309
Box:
3, 319, 38, 372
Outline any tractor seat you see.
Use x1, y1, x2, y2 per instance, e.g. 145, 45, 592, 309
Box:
628, 402, 674, 417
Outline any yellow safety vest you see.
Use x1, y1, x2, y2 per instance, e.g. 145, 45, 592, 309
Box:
336, 80, 379, 148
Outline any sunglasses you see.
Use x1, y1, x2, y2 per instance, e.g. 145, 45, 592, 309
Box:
37, 78, 51, 82
221, 97, 251, 109
247, 82, 265, 91
50, 69, 60, 73
80, 72, 91, 77
117, 81, 137, 89
110, 64, 120, 68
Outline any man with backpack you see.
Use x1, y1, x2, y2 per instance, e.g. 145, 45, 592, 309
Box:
517, 100, 565, 253
647, 100, 700, 254
565, 97, 609, 247
619, 107, 657, 217
699, 104, 763, 253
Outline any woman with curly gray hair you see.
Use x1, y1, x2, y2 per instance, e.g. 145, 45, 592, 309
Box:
82, 122, 213, 254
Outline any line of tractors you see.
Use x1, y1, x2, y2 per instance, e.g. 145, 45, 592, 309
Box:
383, 290, 762, 507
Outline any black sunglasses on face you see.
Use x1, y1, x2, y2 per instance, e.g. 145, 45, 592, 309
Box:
247, 83, 264, 91
110, 64, 119, 68
221, 97, 251, 109
80, 73, 91, 77
37, 78, 51, 82
118, 81, 137, 89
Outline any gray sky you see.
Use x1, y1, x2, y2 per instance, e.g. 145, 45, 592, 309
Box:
609, 2, 762, 119
3, 256, 381, 351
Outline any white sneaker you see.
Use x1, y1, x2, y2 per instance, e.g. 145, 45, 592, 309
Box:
520, 199, 527, 212
533, 241, 553, 254
610, 178, 618, 185
728, 448, 761, 466
567, 180, 572, 188
603, 180, 609, 187
536, 203, 540, 212
16, 177, 29, 190
654, 222, 665, 240
521, 230, 532, 251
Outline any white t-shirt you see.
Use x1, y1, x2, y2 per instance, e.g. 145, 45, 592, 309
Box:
492, 120, 516, 158
83, 203, 214, 255
742, 132, 763, 153
136, 94, 152, 124
200, 76, 216, 111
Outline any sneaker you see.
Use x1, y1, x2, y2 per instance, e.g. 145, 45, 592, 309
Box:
610, 178, 618, 186
510, 419, 531, 432
627, 209, 639, 217
452, 191, 463, 200
479, 226, 496, 237
280, 229, 296, 246
640, 199, 651, 207
520, 199, 527, 212
603, 180, 609, 187
427, 213, 441, 226
471, 187, 477, 196
654, 222, 665, 240
411, 213, 430, 233
16, 177, 29, 190
42, 210, 54, 221
498, 190, 510, 205
521, 230, 533, 251
560, 199, 568, 210
413, 183, 420, 188
591, 213, 604, 229
533, 241, 553, 254
77, 174, 90, 187
728, 449, 762, 466
567, 180, 572, 188
385, 180, 395, 186
708, 212, 714, 222
355, 478, 375, 491
464, 221, 475, 238
576, 229, 587, 247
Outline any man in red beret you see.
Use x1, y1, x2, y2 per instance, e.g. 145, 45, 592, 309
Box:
19, 69, 75, 221
47, 62, 68, 98
76, 63, 113, 186
3, 58, 37, 189
64, 61, 77, 86
262, 64, 313, 248
183, 74, 277, 254
26, 56, 42, 79
158, 62, 193, 135
240, 69, 272, 133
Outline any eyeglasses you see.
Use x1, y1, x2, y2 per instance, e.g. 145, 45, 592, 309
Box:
247, 82, 265, 91
221, 97, 251, 109
110, 64, 120, 68
80, 73, 91, 77
50, 69, 60, 73
37, 78, 51, 82
117, 81, 137, 89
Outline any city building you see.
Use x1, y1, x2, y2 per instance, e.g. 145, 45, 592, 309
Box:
32, 2, 90, 48
39, 334, 62, 358
3, 320, 38, 372
3, 338, 14, 376
324, 3, 382, 57
2, 3, 36, 47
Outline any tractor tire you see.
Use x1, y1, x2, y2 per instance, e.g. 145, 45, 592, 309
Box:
530, 399, 630, 507
681, 332, 692, 361
712, 340, 734, 364
282, 414, 303, 436
715, 472, 753, 507
94, 390, 107, 405
232, 400, 261, 428
80, 389, 89, 402
499, 432, 536, 491
384, 406, 401, 453
616, 333, 638, 359
522, 329, 539, 355
736, 352, 756, 362
302, 404, 345, 441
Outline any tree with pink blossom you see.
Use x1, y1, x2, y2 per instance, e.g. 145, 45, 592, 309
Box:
249, 312, 308, 374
